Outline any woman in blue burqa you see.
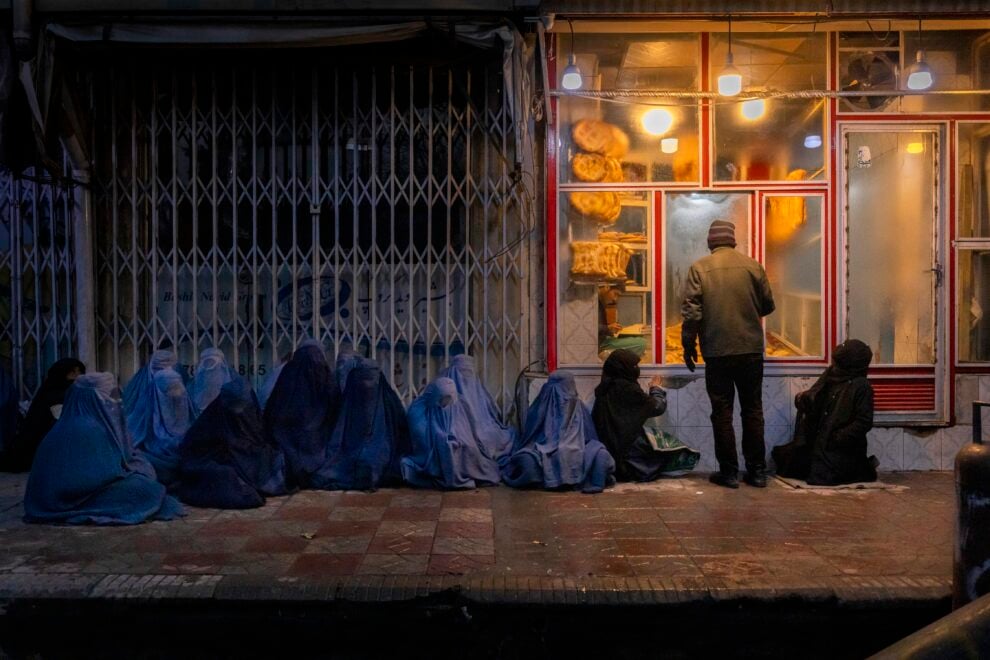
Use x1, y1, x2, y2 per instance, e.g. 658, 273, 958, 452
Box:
174, 376, 287, 508
188, 348, 236, 412
126, 352, 196, 484
592, 349, 699, 482
24, 372, 184, 524
2, 358, 85, 472
257, 352, 292, 411
439, 354, 516, 463
0, 365, 20, 469
312, 357, 410, 490
502, 370, 616, 493
263, 340, 338, 488
401, 376, 500, 489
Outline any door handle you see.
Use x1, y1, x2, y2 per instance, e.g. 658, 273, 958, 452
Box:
930, 264, 943, 287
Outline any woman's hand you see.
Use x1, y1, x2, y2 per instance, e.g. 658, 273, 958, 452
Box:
649, 375, 664, 389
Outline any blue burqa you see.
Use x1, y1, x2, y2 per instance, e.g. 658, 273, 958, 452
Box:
257, 357, 288, 411
188, 348, 235, 412
439, 354, 516, 462
24, 373, 184, 525
312, 358, 410, 491
130, 367, 196, 485
263, 341, 338, 488
335, 349, 363, 392
124, 350, 179, 443
501, 371, 616, 493
175, 376, 287, 508
401, 377, 500, 489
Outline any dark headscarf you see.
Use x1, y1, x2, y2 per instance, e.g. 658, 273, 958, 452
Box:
591, 350, 665, 479
263, 341, 338, 488
5, 358, 85, 472
831, 339, 873, 381
176, 376, 287, 508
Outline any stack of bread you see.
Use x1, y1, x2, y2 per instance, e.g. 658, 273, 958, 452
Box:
664, 322, 799, 364
570, 241, 635, 282
568, 119, 629, 224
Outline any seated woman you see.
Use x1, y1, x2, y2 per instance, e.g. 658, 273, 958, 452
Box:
312, 358, 410, 491
263, 340, 338, 489
0, 365, 20, 467
174, 377, 287, 509
3, 358, 85, 472
188, 348, 235, 411
124, 349, 182, 439
592, 349, 697, 482
773, 339, 878, 486
502, 370, 615, 494
401, 376, 500, 489
257, 352, 291, 411
24, 373, 183, 525
439, 354, 516, 463
135, 369, 196, 485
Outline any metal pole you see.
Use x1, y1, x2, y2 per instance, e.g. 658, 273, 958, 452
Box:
71, 168, 96, 368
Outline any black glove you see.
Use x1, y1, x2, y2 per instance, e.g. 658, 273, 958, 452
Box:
683, 343, 698, 372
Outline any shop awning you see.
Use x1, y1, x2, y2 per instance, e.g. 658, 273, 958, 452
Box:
543, 0, 990, 15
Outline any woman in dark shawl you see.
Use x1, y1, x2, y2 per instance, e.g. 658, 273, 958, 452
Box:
774, 339, 878, 485
312, 358, 410, 491
591, 349, 674, 482
502, 370, 615, 493
257, 353, 291, 411
263, 340, 338, 489
3, 358, 85, 472
439, 354, 516, 463
24, 372, 184, 525
0, 365, 19, 464
402, 376, 500, 489
175, 376, 287, 508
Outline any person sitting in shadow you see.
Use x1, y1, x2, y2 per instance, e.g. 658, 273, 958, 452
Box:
174, 376, 287, 509
591, 349, 687, 482
401, 376, 501, 490
2, 358, 85, 472
24, 372, 184, 525
188, 348, 236, 412
439, 354, 516, 464
502, 370, 615, 494
773, 339, 879, 486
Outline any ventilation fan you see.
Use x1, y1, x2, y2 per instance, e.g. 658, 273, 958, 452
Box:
841, 52, 897, 110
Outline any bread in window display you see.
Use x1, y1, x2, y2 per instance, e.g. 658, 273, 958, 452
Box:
572, 119, 614, 154
569, 191, 621, 224
664, 322, 796, 363
570, 241, 634, 281
602, 157, 624, 183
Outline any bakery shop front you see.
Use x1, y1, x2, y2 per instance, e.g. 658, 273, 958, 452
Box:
543, 14, 990, 462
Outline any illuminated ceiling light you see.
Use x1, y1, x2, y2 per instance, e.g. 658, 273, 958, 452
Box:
642, 108, 674, 135
906, 141, 925, 154
560, 20, 582, 91
718, 15, 743, 97
740, 98, 766, 120
661, 137, 679, 153
906, 17, 934, 91
804, 134, 823, 149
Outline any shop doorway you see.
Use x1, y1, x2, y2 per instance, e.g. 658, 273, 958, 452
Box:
840, 125, 945, 421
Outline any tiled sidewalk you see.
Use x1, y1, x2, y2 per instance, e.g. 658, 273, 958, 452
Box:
0, 472, 954, 605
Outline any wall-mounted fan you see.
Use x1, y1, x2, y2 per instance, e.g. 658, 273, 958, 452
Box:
841, 52, 897, 111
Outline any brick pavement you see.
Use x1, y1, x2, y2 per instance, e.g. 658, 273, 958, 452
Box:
0, 472, 954, 606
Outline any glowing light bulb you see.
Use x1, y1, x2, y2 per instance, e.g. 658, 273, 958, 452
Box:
561, 55, 582, 91
740, 99, 766, 120
661, 138, 679, 154
906, 142, 924, 154
803, 134, 822, 149
642, 108, 674, 136
718, 52, 742, 97
906, 50, 933, 91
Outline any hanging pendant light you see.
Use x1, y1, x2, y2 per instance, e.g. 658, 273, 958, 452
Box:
718, 15, 743, 97
906, 17, 934, 91
560, 19, 583, 91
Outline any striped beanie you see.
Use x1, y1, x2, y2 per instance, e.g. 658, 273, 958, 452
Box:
707, 220, 736, 250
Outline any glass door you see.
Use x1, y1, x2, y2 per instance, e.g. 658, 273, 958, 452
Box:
842, 125, 944, 419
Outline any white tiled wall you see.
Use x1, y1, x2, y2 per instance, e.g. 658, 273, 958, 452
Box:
524, 372, 984, 472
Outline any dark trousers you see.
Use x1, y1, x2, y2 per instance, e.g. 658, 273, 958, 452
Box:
704, 353, 766, 475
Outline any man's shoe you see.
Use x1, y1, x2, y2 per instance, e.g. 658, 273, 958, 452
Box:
744, 472, 768, 488
709, 472, 739, 489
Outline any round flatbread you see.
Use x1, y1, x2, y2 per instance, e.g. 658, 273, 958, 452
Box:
572, 119, 613, 154
571, 153, 607, 182
603, 125, 630, 159
602, 157, 624, 183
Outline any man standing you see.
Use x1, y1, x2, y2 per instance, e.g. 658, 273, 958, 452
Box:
681, 220, 775, 489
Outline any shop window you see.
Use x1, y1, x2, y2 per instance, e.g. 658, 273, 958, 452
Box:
663, 192, 749, 364
845, 130, 937, 365
838, 30, 990, 113
556, 33, 701, 184
764, 194, 824, 358
711, 33, 826, 182
557, 190, 653, 365
958, 123, 990, 238
959, 249, 990, 362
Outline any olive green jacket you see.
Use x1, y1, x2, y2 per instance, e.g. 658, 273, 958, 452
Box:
680, 247, 775, 359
